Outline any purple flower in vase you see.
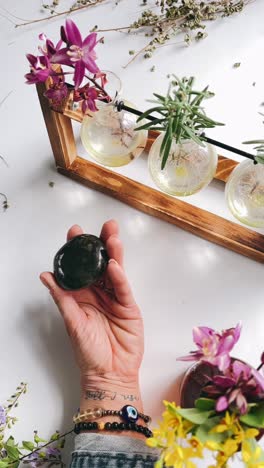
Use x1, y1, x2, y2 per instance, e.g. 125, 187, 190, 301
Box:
52, 19, 100, 89
74, 83, 107, 113
0, 406, 6, 425
178, 323, 242, 371
204, 360, 264, 415
44, 75, 68, 106
25, 54, 52, 84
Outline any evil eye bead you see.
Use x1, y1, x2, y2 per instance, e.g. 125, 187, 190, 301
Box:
121, 405, 138, 423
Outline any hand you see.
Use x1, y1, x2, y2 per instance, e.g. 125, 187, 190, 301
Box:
40, 220, 144, 410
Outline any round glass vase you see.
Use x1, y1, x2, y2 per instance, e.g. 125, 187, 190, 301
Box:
148, 134, 218, 196
225, 159, 264, 228
80, 72, 147, 167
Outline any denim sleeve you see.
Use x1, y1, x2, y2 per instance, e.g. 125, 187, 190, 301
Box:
70, 433, 159, 467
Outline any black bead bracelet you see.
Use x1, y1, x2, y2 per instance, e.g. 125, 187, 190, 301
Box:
74, 421, 153, 438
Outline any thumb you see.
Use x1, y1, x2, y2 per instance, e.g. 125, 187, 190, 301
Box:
40, 272, 82, 334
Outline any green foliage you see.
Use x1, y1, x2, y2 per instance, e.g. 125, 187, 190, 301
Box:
240, 402, 264, 428
137, 76, 223, 169
22, 441, 35, 451
195, 398, 216, 411
176, 407, 213, 425
0, 384, 66, 467
243, 139, 264, 165
195, 416, 226, 443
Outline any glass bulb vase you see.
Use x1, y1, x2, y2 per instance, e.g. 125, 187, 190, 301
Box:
81, 100, 148, 168
226, 160, 264, 228
148, 135, 218, 196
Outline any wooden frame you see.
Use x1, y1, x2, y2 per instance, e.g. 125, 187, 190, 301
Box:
36, 82, 264, 263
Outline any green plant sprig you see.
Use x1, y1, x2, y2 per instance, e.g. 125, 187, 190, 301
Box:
136, 76, 224, 169
243, 140, 264, 164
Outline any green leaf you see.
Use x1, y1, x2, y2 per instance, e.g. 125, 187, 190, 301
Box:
22, 440, 35, 451
34, 434, 46, 444
240, 403, 264, 428
50, 432, 60, 441
137, 106, 166, 122
195, 416, 226, 443
5, 436, 15, 447
195, 398, 216, 411
153, 93, 166, 102
182, 125, 204, 146
5, 445, 20, 461
0, 462, 9, 468
136, 118, 164, 131
176, 407, 213, 424
243, 140, 264, 145
255, 155, 264, 165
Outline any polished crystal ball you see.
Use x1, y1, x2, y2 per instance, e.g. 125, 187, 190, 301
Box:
148, 135, 218, 196
80, 101, 147, 167
226, 159, 264, 227
54, 234, 108, 290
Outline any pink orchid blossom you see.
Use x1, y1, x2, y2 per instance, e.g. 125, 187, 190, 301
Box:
73, 82, 107, 113
178, 323, 241, 371
204, 360, 264, 415
38, 33, 63, 59
52, 19, 99, 89
25, 54, 52, 84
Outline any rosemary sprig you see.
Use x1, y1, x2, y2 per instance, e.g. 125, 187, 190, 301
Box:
243, 140, 264, 164
136, 76, 224, 169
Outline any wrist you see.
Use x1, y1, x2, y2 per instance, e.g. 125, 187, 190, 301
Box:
80, 375, 143, 412
78, 376, 147, 440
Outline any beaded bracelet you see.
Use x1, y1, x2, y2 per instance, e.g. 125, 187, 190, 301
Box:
74, 421, 153, 438
73, 405, 151, 425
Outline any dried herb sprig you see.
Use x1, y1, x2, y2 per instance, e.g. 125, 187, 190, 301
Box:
97, 0, 252, 66
14, 0, 106, 28
136, 76, 224, 169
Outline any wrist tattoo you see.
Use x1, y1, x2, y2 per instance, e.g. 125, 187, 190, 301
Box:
85, 389, 139, 402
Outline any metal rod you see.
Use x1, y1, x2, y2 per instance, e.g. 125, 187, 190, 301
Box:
116, 101, 256, 161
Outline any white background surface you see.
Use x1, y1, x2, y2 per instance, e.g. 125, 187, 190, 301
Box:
1, 1, 264, 466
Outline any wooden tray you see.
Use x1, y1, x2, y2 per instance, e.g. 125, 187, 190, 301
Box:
36, 82, 264, 263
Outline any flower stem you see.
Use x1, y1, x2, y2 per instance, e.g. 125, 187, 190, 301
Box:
15, 429, 74, 464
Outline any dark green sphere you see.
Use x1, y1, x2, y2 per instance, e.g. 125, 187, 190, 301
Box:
53, 234, 109, 290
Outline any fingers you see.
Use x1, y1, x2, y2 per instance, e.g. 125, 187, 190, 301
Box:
106, 235, 124, 267
107, 259, 135, 307
40, 272, 84, 334
67, 224, 83, 241
100, 219, 119, 244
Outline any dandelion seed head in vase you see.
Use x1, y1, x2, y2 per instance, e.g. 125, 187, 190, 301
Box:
148, 134, 218, 196
81, 101, 148, 167
226, 160, 264, 227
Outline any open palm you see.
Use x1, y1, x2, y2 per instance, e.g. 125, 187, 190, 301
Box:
40, 220, 144, 388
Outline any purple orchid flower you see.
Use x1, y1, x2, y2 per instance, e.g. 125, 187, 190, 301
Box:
44, 75, 68, 106
25, 54, 52, 84
38, 33, 63, 59
204, 360, 264, 415
81, 87, 99, 113
178, 323, 242, 371
52, 19, 99, 88
0, 406, 6, 425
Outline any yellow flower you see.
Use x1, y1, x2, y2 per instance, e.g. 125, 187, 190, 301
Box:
211, 411, 239, 434
242, 439, 264, 467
